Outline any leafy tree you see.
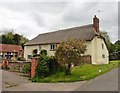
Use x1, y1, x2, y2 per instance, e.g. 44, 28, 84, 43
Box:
109, 40, 120, 60
55, 38, 87, 75
0, 29, 29, 46
13, 34, 21, 45
114, 40, 120, 51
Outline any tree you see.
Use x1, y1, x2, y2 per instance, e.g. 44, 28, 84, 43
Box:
13, 34, 21, 45
55, 38, 87, 75
0, 29, 29, 46
109, 40, 120, 60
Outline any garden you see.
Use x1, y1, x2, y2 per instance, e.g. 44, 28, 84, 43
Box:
31, 39, 120, 83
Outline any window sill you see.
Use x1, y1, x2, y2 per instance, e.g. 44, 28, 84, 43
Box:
50, 49, 56, 51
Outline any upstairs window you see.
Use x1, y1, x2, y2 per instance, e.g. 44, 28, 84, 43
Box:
102, 43, 104, 49
50, 44, 57, 50
39, 45, 42, 51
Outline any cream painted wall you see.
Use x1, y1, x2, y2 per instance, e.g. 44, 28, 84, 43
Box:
24, 37, 109, 64
91, 36, 109, 64
24, 45, 39, 60
24, 44, 56, 60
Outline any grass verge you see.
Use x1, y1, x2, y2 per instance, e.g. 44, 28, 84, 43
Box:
32, 60, 120, 83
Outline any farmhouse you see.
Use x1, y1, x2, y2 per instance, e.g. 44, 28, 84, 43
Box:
24, 15, 109, 64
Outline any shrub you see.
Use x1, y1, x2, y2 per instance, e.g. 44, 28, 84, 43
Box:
48, 56, 59, 74
40, 49, 47, 56
17, 57, 25, 61
22, 63, 31, 74
33, 54, 40, 57
36, 55, 50, 77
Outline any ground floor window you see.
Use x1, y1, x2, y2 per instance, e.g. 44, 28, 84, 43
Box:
102, 54, 105, 58
27, 55, 32, 59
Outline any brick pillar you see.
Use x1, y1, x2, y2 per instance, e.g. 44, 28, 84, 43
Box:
31, 57, 40, 78
2, 59, 8, 68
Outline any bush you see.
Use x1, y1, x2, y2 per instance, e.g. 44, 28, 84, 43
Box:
48, 56, 59, 74
22, 63, 31, 74
40, 49, 47, 56
33, 54, 40, 57
36, 55, 50, 77
17, 57, 25, 61
1, 65, 10, 70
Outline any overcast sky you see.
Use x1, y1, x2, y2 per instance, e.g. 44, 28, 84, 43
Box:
0, 1, 118, 43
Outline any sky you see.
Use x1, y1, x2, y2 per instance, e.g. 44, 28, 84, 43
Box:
0, 0, 118, 43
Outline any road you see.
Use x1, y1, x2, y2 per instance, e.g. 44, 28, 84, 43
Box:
1, 67, 119, 91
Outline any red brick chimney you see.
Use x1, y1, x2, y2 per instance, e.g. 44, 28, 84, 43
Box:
93, 15, 99, 32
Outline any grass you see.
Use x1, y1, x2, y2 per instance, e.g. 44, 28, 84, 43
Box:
32, 60, 120, 83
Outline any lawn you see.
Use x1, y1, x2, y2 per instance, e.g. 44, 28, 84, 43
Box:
32, 60, 120, 83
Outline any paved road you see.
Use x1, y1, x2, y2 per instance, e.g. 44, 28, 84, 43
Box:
75, 67, 119, 91
1, 67, 119, 91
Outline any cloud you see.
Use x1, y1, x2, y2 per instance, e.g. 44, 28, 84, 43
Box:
0, 2, 118, 43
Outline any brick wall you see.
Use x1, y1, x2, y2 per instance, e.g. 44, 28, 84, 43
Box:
7, 61, 30, 72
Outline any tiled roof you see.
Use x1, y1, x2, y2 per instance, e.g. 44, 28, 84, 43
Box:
25, 24, 99, 46
0, 44, 23, 52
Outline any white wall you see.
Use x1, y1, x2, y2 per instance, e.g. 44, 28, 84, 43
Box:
91, 36, 109, 64
24, 37, 109, 64
24, 45, 39, 60
24, 44, 56, 60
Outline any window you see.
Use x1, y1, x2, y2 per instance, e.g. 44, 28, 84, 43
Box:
102, 44, 104, 49
7, 52, 11, 55
39, 45, 42, 51
50, 44, 57, 50
102, 54, 105, 58
27, 55, 32, 59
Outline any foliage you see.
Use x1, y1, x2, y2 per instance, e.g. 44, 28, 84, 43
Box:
9, 65, 20, 72
0, 29, 29, 46
32, 49, 38, 55
40, 49, 47, 56
35, 49, 59, 78
36, 55, 50, 77
22, 63, 31, 74
33, 54, 40, 57
32, 60, 120, 83
55, 38, 87, 75
1, 65, 10, 70
48, 56, 59, 74
17, 57, 25, 61
109, 40, 120, 60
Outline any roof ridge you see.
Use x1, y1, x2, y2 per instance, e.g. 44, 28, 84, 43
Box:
37, 24, 93, 36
